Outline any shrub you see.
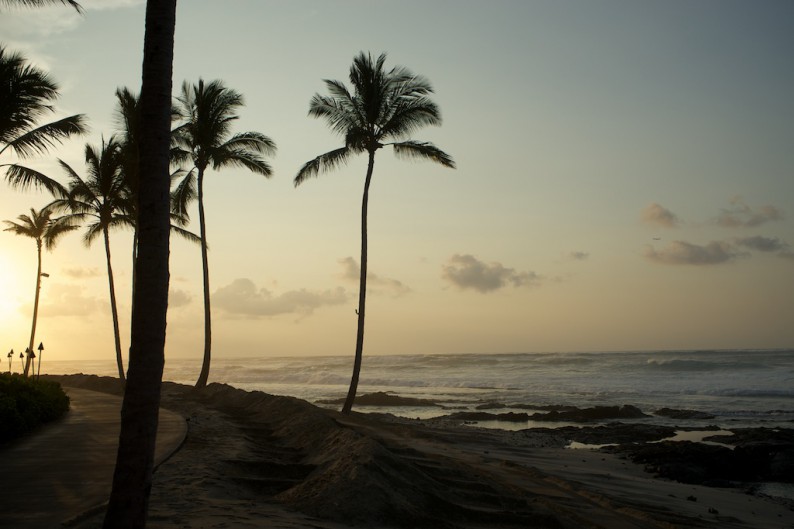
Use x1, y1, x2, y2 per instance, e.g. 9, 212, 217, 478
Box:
0, 373, 70, 443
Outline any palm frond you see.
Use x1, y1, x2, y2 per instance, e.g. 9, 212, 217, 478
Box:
220, 131, 276, 156
42, 215, 78, 250
391, 141, 455, 168
380, 97, 442, 139
294, 147, 351, 186
0, 0, 83, 12
171, 169, 196, 218
170, 224, 201, 244
211, 148, 272, 177
2, 163, 69, 197
1, 114, 87, 158
82, 221, 103, 247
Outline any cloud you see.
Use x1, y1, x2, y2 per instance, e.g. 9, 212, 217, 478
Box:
717, 197, 784, 228
31, 283, 105, 317
641, 203, 681, 228
734, 236, 788, 253
0, 1, 142, 42
213, 278, 347, 317
644, 240, 745, 265
441, 254, 541, 293
61, 267, 102, 279
567, 251, 590, 261
338, 257, 411, 297
169, 289, 192, 308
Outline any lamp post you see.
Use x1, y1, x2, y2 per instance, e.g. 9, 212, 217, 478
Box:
6, 349, 12, 373
19, 351, 24, 371
36, 342, 44, 381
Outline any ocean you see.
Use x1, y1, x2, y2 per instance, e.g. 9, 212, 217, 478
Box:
42, 349, 794, 431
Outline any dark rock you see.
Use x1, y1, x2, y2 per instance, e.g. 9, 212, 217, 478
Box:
445, 411, 531, 423
654, 407, 716, 420
532, 405, 650, 422
475, 402, 506, 410
317, 392, 438, 407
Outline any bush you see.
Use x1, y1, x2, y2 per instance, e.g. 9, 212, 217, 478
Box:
0, 373, 70, 443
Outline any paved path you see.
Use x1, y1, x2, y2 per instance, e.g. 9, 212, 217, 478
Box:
0, 387, 187, 529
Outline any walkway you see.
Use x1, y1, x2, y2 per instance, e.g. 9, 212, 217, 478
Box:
0, 387, 187, 528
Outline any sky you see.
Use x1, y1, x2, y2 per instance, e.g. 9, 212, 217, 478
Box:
0, 0, 792, 371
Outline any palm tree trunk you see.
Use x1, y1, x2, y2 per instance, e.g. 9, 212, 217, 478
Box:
342, 151, 376, 414
129, 226, 138, 359
103, 0, 175, 526
195, 167, 212, 388
24, 239, 43, 377
104, 226, 125, 382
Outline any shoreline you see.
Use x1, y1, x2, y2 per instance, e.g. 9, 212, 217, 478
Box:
44, 374, 794, 528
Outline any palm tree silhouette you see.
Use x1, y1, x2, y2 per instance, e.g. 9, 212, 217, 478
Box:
295, 52, 455, 414
113, 87, 198, 339
51, 138, 132, 381
3, 205, 76, 376
103, 1, 177, 525
172, 79, 276, 388
0, 45, 87, 194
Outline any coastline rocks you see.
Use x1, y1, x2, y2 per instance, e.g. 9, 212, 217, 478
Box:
558, 423, 677, 445
654, 407, 716, 420
537, 405, 649, 422
317, 391, 438, 407
445, 404, 650, 424
609, 434, 794, 485
614, 441, 740, 485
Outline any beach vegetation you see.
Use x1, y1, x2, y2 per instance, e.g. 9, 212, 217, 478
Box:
0, 373, 70, 444
3, 205, 77, 376
172, 78, 276, 388
0, 45, 87, 193
294, 51, 454, 413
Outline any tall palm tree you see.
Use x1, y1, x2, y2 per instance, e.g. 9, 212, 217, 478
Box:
104, 1, 176, 525
51, 137, 132, 381
0, 0, 82, 11
295, 52, 455, 414
3, 205, 76, 376
172, 78, 276, 388
0, 45, 87, 194
113, 87, 198, 323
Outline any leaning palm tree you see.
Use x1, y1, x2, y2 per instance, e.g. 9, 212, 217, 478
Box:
172, 78, 276, 388
51, 137, 132, 381
3, 205, 76, 376
295, 52, 455, 414
0, 45, 87, 194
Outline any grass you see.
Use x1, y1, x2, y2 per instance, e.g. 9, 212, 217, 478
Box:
0, 373, 70, 444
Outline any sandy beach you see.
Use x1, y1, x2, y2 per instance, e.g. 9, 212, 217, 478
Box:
41, 374, 793, 529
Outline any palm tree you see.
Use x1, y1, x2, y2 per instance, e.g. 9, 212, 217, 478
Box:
51, 137, 132, 382
295, 52, 455, 414
0, 45, 87, 194
0, 0, 82, 11
113, 87, 198, 324
172, 78, 276, 388
3, 205, 76, 376
103, 1, 176, 525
